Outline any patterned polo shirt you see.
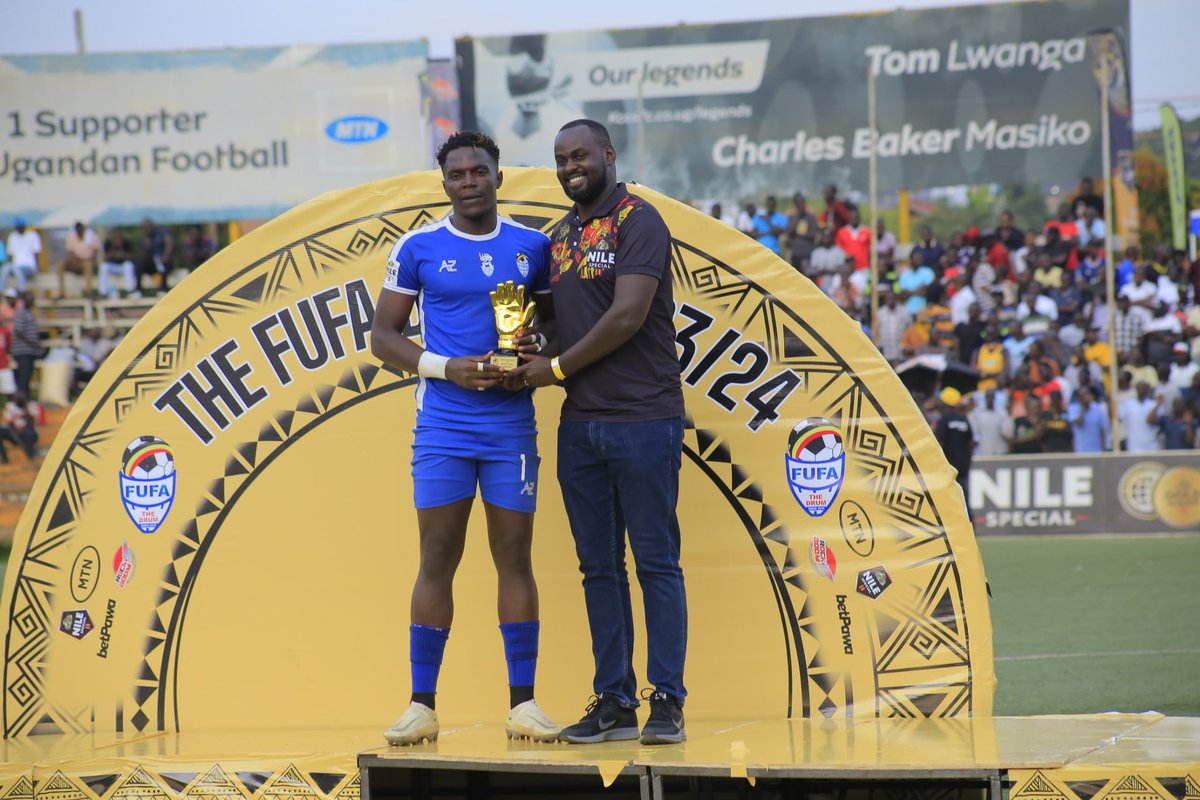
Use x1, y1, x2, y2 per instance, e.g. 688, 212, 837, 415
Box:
548, 183, 684, 422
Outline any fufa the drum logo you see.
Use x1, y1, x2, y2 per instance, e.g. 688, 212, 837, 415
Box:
785, 418, 845, 517
119, 436, 176, 534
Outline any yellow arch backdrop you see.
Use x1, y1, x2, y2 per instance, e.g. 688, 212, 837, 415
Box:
1, 168, 993, 737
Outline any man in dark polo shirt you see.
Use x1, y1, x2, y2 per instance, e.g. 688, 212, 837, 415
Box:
511, 118, 687, 745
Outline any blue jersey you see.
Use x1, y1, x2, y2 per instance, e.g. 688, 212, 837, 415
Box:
384, 215, 551, 433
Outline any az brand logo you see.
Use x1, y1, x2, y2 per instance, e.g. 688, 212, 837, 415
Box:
440, 259, 457, 272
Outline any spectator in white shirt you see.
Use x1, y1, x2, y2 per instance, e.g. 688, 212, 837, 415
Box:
1076, 205, 1106, 247
948, 273, 976, 326
1118, 266, 1158, 326
875, 289, 910, 364
809, 229, 846, 291
736, 202, 757, 238
1010, 230, 1037, 278
1016, 283, 1059, 322
60, 221, 99, 299
875, 219, 896, 263
1118, 381, 1161, 452
1058, 312, 1087, 351
969, 388, 1009, 456
1167, 342, 1198, 391
3, 220, 41, 292
1156, 270, 1180, 311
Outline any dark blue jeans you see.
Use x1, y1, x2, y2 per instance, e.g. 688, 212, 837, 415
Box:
14, 354, 36, 398
557, 417, 687, 706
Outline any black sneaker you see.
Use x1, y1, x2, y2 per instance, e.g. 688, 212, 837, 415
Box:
639, 690, 686, 745
558, 694, 639, 744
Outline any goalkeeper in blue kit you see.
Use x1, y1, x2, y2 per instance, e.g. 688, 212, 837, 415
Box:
370, 131, 560, 744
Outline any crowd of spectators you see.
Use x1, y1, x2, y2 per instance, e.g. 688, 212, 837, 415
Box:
5, 193, 1199, 455
0, 216, 215, 422
722, 178, 1200, 454
1, 217, 215, 301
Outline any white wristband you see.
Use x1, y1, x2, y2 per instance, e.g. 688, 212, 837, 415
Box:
417, 351, 449, 379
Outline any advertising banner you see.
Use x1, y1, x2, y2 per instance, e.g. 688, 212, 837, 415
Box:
1088, 28, 1139, 247
1, 168, 993, 737
458, 0, 1129, 200
0, 43, 428, 227
970, 452, 1200, 535
1160, 102, 1187, 251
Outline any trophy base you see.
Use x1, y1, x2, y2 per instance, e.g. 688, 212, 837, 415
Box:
490, 352, 520, 370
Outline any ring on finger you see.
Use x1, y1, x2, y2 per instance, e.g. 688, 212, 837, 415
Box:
476, 362, 484, 373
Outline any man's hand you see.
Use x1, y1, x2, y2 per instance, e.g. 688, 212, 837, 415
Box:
507, 352, 559, 388
513, 328, 552, 356
446, 352, 505, 391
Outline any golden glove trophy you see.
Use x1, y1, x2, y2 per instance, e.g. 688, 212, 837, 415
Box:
489, 280, 536, 370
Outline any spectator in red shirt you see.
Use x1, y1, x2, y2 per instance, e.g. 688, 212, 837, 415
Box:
1044, 203, 1079, 270
820, 184, 853, 231
0, 315, 12, 402
835, 208, 871, 270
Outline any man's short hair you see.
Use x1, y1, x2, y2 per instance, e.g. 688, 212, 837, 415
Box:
559, 118, 611, 149
436, 131, 500, 169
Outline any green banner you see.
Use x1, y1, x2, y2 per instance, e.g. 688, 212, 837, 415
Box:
1160, 103, 1187, 251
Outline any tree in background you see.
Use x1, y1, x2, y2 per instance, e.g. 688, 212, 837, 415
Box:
911, 184, 1050, 241
1135, 146, 1200, 247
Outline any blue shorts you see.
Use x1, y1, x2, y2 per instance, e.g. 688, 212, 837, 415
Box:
412, 431, 539, 513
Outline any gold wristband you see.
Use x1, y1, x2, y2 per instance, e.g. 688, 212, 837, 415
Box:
550, 356, 567, 381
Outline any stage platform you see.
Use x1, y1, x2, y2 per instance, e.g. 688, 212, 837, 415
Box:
2, 715, 1194, 800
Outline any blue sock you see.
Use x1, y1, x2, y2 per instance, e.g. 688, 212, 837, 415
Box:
500, 621, 539, 705
410, 624, 449, 701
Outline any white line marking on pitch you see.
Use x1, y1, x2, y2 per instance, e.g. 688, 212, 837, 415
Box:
997, 648, 1200, 662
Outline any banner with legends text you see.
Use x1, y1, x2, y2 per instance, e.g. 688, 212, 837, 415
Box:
0, 43, 428, 227
0, 168, 992, 738
458, 0, 1128, 200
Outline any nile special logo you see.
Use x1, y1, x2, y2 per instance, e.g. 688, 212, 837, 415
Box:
785, 418, 845, 517
120, 436, 176, 534
60, 610, 93, 640
516, 252, 530, 278
856, 566, 892, 599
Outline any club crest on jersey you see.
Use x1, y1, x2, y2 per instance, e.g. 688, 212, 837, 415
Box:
479, 252, 494, 277
516, 252, 530, 278
119, 436, 176, 533
785, 418, 845, 517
